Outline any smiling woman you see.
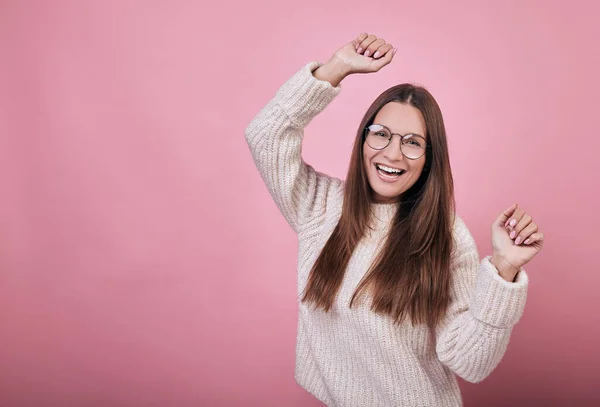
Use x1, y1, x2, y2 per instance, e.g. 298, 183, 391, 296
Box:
363, 98, 432, 204
303, 68, 456, 335
244, 32, 544, 407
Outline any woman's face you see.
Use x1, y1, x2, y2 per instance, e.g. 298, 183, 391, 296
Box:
363, 102, 427, 204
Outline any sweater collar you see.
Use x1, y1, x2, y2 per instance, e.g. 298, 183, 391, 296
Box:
370, 202, 400, 227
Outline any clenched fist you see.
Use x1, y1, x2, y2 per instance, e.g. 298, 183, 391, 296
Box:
313, 32, 397, 87
491, 203, 545, 282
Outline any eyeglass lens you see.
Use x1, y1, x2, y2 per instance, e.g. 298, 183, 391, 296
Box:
365, 125, 426, 159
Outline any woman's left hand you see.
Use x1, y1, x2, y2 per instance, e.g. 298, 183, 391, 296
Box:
490, 203, 545, 281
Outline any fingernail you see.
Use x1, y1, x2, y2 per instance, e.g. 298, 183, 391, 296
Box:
510, 231, 516, 239
373, 51, 380, 58
524, 238, 531, 244
392, 48, 397, 55
510, 219, 517, 227
364, 50, 370, 57
357, 47, 363, 54
515, 237, 521, 245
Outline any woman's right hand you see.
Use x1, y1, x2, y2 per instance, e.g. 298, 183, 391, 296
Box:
314, 33, 396, 86
334, 33, 397, 75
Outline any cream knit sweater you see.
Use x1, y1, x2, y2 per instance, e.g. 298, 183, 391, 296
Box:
244, 61, 529, 407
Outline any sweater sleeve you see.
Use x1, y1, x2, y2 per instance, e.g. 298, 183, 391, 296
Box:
435, 216, 529, 383
244, 61, 344, 235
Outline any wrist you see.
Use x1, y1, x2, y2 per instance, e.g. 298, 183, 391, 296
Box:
490, 253, 520, 282
313, 57, 350, 87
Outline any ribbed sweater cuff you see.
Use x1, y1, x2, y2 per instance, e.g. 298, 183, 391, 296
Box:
470, 256, 529, 328
274, 61, 342, 129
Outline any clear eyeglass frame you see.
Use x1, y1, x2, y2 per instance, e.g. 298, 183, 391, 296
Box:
364, 123, 428, 160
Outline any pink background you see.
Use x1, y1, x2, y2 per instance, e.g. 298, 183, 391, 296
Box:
1, 0, 599, 406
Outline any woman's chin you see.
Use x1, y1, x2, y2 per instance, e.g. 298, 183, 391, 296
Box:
368, 175, 411, 203
371, 190, 402, 204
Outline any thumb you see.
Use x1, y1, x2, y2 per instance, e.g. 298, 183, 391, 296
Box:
494, 203, 518, 227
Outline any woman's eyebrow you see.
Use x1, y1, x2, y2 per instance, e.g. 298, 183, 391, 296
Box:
378, 123, 425, 138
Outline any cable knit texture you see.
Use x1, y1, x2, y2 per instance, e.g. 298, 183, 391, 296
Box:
245, 61, 529, 407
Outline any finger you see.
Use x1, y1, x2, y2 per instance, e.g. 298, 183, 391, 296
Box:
365, 38, 385, 58
353, 32, 369, 49
373, 44, 393, 59
369, 47, 395, 71
505, 207, 524, 230
357, 34, 377, 54
496, 203, 518, 227
523, 232, 544, 245
514, 222, 538, 245
512, 213, 532, 238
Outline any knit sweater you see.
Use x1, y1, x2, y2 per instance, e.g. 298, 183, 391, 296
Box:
244, 61, 529, 407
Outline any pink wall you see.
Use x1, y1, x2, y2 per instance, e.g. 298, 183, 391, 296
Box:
1, 0, 599, 405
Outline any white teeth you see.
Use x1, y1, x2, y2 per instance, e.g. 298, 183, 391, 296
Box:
376, 164, 404, 174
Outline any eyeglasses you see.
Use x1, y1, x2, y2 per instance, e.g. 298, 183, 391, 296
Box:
364, 124, 428, 160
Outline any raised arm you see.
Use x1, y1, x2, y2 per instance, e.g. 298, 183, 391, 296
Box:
244, 61, 344, 235
246, 33, 396, 233
435, 216, 529, 383
245, 33, 397, 235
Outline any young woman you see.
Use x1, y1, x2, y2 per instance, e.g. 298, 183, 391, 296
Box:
245, 33, 544, 407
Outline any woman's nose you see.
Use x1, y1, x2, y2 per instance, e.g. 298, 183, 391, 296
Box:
383, 135, 405, 161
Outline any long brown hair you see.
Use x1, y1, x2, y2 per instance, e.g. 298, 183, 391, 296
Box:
301, 84, 456, 330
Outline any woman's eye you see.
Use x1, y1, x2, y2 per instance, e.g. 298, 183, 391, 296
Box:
375, 132, 387, 137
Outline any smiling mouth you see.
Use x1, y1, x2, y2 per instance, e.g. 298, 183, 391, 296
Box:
375, 163, 406, 177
